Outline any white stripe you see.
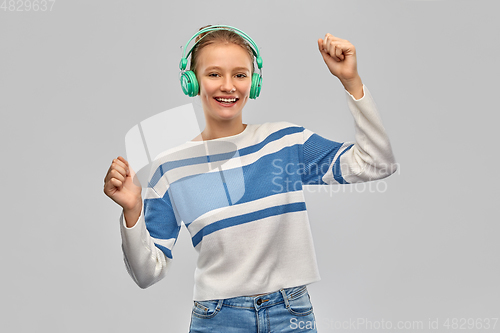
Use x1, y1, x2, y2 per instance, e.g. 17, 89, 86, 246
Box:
151, 237, 176, 250
144, 186, 163, 200
187, 190, 305, 236
303, 128, 314, 142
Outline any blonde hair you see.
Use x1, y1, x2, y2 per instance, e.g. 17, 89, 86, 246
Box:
189, 25, 255, 75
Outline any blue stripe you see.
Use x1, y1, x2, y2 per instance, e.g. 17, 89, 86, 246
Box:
191, 202, 307, 248
166, 145, 304, 225
149, 155, 210, 187
238, 126, 304, 157
148, 125, 304, 188
332, 144, 354, 184
144, 189, 181, 240
222, 181, 233, 205
301, 133, 344, 185
167, 167, 245, 225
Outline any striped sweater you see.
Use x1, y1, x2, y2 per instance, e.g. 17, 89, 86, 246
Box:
119, 85, 397, 301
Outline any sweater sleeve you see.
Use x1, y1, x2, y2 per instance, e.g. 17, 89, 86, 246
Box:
119, 160, 181, 289
301, 84, 397, 185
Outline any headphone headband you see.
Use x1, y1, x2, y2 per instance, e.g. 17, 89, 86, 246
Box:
179, 25, 263, 71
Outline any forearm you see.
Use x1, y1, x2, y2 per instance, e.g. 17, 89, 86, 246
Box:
119, 210, 170, 288
340, 85, 397, 182
123, 200, 142, 228
341, 75, 364, 100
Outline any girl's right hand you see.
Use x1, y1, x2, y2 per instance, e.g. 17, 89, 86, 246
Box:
103, 156, 142, 211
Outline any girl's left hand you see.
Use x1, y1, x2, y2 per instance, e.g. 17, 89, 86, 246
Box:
318, 34, 359, 83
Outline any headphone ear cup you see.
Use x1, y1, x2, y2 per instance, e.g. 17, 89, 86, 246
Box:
180, 70, 199, 97
250, 73, 262, 99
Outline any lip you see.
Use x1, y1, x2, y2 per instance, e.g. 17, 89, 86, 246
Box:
213, 96, 239, 107
214, 96, 239, 99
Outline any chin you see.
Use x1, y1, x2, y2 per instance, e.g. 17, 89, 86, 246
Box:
216, 112, 242, 121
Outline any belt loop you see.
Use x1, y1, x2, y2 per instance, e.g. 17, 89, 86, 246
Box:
216, 299, 223, 311
279, 288, 290, 309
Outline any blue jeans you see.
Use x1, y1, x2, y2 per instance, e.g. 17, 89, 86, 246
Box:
189, 285, 317, 332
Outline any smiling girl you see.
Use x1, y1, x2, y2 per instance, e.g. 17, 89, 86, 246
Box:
104, 25, 397, 332
191, 36, 251, 140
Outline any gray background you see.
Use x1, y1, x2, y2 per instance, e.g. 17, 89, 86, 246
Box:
1, 0, 499, 332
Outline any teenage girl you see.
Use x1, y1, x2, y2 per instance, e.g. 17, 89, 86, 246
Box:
103, 25, 397, 332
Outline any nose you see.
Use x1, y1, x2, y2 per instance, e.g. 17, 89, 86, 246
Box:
220, 76, 235, 93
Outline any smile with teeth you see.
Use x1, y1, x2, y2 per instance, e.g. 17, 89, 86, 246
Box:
214, 97, 238, 104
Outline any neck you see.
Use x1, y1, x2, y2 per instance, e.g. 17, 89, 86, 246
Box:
199, 116, 247, 141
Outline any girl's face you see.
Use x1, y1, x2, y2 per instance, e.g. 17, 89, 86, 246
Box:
196, 42, 253, 125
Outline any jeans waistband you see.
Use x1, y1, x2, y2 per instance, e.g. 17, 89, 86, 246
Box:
217, 285, 308, 310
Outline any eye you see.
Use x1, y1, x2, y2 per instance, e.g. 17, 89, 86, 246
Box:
235, 73, 247, 78
208, 73, 220, 77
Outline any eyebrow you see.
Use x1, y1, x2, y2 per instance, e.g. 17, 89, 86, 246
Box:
204, 66, 251, 72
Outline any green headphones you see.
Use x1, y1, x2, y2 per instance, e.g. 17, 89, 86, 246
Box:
179, 25, 263, 99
